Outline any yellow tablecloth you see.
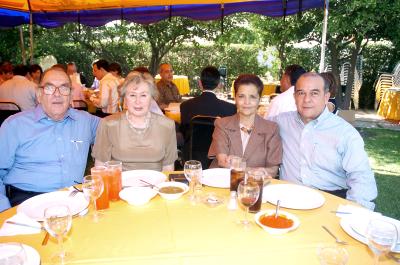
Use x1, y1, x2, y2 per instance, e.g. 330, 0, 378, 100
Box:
0, 177, 389, 265
155, 75, 190, 95
231, 81, 278, 97
378, 89, 400, 121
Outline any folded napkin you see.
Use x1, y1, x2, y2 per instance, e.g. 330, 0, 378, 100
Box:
0, 212, 42, 236
335, 204, 381, 219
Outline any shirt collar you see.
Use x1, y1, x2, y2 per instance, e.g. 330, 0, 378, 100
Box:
34, 105, 76, 122
203, 90, 216, 95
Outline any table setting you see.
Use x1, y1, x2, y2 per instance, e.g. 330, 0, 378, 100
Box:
1, 160, 399, 264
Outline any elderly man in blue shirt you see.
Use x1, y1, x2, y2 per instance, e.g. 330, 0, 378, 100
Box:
270, 72, 377, 210
0, 68, 100, 212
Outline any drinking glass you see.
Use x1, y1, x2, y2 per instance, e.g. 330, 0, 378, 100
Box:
237, 180, 260, 228
0, 243, 27, 265
90, 166, 110, 210
247, 168, 265, 213
82, 175, 104, 222
184, 160, 202, 204
104, 160, 122, 201
366, 218, 398, 265
43, 205, 72, 264
229, 156, 246, 192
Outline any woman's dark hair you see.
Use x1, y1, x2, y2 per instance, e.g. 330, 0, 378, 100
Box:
233, 74, 263, 97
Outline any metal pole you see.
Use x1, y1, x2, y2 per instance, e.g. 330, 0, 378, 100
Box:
19, 26, 26, 65
319, 0, 329, 73
29, 12, 34, 64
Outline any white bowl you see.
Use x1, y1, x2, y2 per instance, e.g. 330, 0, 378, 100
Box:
255, 209, 300, 235
156, 181, 189, 200
119, 187, 158, 206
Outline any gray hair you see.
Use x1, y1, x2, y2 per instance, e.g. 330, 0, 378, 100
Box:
120, 71, 159, 100
295, 72, 330, 93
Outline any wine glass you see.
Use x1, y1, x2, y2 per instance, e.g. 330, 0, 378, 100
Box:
82, 175, 104, 222
43, 205, 72, 264
366, 218, 398, 265
184, 160, 202, 204
237, 180, 260, 228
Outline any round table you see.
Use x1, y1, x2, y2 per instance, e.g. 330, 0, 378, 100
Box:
0, 176, 391, 265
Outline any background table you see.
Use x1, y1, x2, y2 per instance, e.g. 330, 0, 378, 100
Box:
0, 176, 392, 265
378, 88, 400, 121
155, 75, 190, 95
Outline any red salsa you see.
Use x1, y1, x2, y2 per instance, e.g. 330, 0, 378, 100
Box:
259, 214, 294, 229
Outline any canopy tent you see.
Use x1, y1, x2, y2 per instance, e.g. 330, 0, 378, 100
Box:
0, 0, 324, 28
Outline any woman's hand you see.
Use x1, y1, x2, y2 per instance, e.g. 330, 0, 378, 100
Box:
216, 154, 230, 168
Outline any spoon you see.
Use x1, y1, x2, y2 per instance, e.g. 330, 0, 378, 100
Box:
275, 200, 280, 218
139, 179, 159, 190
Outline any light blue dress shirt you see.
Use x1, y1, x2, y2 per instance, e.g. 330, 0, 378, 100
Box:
0, 105, 100, 212
271, 108, 377, 210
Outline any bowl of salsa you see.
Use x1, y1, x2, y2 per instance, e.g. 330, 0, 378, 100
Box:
156, 181, 189, 200
255, 210, 300, 234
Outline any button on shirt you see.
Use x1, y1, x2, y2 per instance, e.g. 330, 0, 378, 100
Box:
270, 108, 377, 209
0, 105, 100, 211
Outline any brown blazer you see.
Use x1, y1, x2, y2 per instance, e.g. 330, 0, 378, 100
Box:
208, 113, 282, 168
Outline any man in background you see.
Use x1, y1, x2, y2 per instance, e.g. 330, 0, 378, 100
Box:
91, 59, 120, 115
265, 64, 306, 118
156, 63, 181, 110
0, 64, 37, 110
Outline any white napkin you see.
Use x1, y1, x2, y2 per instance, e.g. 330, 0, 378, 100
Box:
0, 212, 42, 236
336, 204, 381, 219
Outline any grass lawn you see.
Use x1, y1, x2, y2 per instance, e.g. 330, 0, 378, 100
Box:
359, 128, 400, 219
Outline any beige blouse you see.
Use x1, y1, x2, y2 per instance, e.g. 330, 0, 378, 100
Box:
92, 111, 178, 171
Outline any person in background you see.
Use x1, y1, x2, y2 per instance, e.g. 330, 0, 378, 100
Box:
321, 72, 339, 114
265, 64, 306, 118
0, 68, 99, 211
67, 62, 82, 85
0, 64, 37, 110
0, 62, 13, 86
270, 72, 377, 209
156, 63, 181, 110
28, 64, 42, 85
109, 62, 125, 87
90, 59, 120, 116
208, 74, 282, 177
180, 66, 236, 161
92, 72, 177, 171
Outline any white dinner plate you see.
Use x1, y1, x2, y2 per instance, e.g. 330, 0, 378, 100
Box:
201, 168, 230, 188
262, 184, 325, 210
17, 191, 88, 221
0, 243, 40, 265
122, 170, 167, 187
340, 217, 400, 253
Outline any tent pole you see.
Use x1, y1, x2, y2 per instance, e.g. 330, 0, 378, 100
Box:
29, 13, 34, 64
19, 26, 26, 65
27, 0, 34, 64
319, 0, 329, 73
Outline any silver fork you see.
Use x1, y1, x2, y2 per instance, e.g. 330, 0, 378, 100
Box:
322, 225, 348, 245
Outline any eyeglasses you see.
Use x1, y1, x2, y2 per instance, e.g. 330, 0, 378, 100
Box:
40, 84, 71, 96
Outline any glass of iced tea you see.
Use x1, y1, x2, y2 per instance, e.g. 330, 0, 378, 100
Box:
90, 166, 109, 210
229, 156, 246, 192
247, 168, 265, 213
105, 161, 122, 201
